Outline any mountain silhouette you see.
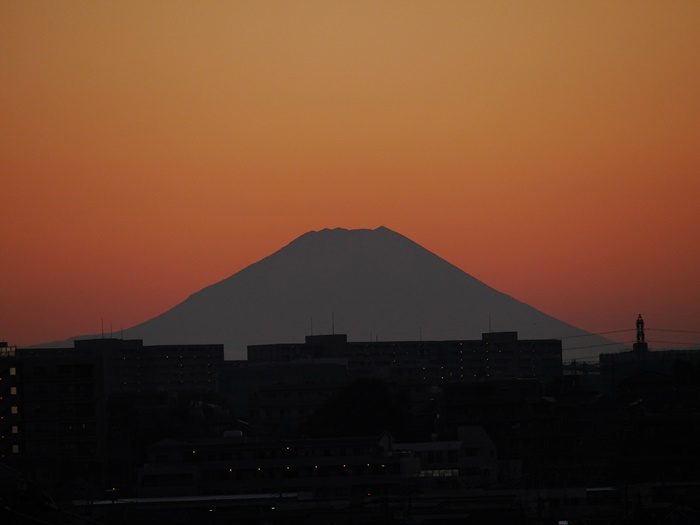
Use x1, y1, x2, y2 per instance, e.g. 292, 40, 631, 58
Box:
51, 227, 613, 360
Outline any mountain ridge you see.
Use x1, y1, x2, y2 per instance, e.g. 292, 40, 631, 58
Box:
36, 226, 616, 360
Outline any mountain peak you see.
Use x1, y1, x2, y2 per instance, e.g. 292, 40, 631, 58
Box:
84, 227, 610, 360
283, 226, 410, 257
304, 226, 396, 238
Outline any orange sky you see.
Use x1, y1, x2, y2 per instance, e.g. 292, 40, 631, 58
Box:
2, 1, 699, 349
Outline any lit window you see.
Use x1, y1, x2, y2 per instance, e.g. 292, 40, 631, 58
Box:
11, 426, 18, 434
12, 445, 19, 453
10, 387, 16, 395
10, 368, 16, 376
10, 406, 17, 414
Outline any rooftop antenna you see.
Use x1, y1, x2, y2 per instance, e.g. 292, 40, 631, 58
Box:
419, 326, 422, 342
332, 312, 335, 335
101, 318, 104, 339
310, 318, 313, 336
636, 314, 645, 342
634, 314, 648, 352
489, 315, 492, 333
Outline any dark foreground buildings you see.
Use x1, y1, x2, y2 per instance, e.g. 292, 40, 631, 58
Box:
248, 331, 563, 382
1, 338, 224, 496
2, 331, 700, 524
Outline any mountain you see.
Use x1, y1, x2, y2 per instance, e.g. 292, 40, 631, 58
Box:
56, 227, 615, 360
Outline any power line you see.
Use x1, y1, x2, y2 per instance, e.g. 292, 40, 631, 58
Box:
647, 328, 700, 335
565, 340, 636, 351
562, 328, 700, 342
562, 329, 633, 339
646, 340, 700, 346
565, 339, 700, 352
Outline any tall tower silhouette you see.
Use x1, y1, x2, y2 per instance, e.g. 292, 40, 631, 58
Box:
633, 314, 648, 352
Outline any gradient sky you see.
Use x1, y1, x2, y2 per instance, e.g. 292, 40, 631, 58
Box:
2, 1, 699, 349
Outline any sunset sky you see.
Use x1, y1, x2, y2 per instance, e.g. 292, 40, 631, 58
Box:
2, 1, 699, 349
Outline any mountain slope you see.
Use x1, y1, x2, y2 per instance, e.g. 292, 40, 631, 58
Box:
106, 226, 611, 360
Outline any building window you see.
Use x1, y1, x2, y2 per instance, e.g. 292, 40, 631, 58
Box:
10, 367, 16, 376
12, 444, 19, 453
10, 387, 16, 395
11, 426, 18, 434
11, 406, 18, 414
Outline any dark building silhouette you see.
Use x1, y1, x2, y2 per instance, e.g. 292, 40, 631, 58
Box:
0, 342, 20, 462
5, 325, 700, 524
600, 345, 700, 394
249, 331, 562, 382
241, 332, 562, 442
71, 338, 223, 394
9, 339, 225, 493
598, 331, 700, 485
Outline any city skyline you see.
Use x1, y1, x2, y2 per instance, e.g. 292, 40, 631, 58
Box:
2, 2, 699, 347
